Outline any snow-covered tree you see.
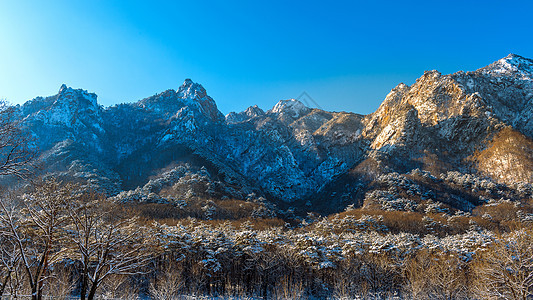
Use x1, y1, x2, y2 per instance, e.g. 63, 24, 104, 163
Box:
65, 194, 155, 300
475, 229, 533, 300
0, 179, 72, 300
0, 101, 36, 178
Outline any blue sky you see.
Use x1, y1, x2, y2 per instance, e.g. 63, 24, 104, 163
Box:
0, 1, 532, 114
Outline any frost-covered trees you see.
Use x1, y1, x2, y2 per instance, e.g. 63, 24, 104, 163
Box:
475, 230, 533, 300
0, 180, 154, 300
3, 176, 533, 299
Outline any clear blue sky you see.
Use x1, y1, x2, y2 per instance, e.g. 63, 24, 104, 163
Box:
1, 1, 532, 115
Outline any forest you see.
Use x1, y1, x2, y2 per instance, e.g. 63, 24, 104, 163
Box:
1, 177, 533, 300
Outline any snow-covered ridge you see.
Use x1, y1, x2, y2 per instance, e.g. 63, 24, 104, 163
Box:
21, 84, 101, 123
480, 53, 533, 79
269, 99, 310, 118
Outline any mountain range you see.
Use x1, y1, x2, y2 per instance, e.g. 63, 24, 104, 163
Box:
8, 54, 533, 214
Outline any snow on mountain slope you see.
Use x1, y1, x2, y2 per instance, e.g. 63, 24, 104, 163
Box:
20, 85, 105, 151
270, 99, 311, 118
480, 53, 533, 80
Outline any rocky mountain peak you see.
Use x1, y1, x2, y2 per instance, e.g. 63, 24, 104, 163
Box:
138, 79, 224, 123
394, 83, 409, 91
479, 53, 533, 79
245, 105, 264, 116
177, 78, 208, 100
176, 79, 223, 122
19, 85, 105, 154
269, 99, 311, 118
56, 84, 99, 108
21, 84, 100, 119
226, 105, 265, 124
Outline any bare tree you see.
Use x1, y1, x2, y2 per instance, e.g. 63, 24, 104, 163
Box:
273, 276, 304, 300
0, 179, 72, 300
475, 230, 533, 300
403, 250, 433, 299
65, 195, 154, 300
0, 235, 21, 299
99, 274, 139, 299
43, 264, 75, 300
149, 262, 184, 300
0, 101, 36, 298
0, 101, 36, 179
404, 249, 468, 300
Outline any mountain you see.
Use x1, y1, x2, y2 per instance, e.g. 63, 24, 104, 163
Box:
10, 55, 533, 214
361, 54, 533, 181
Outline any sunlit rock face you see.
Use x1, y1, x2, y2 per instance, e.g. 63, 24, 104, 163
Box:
360, 54, 533, 185
13, 55, 533, 209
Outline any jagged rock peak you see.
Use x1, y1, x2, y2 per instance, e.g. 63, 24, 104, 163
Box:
177, 79, 222, 121
500, 53, 533, 69
225, 105, 265, 124
479, 53, 533, 79
139, 79, 224, 122
270, 99, 310, 118
59, 83, 68, 93
418, 70, 442, 81
244, 105, 264, 116
391, 83, 410, 93
177, 78, 208, 100
52, 84, 99, 109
